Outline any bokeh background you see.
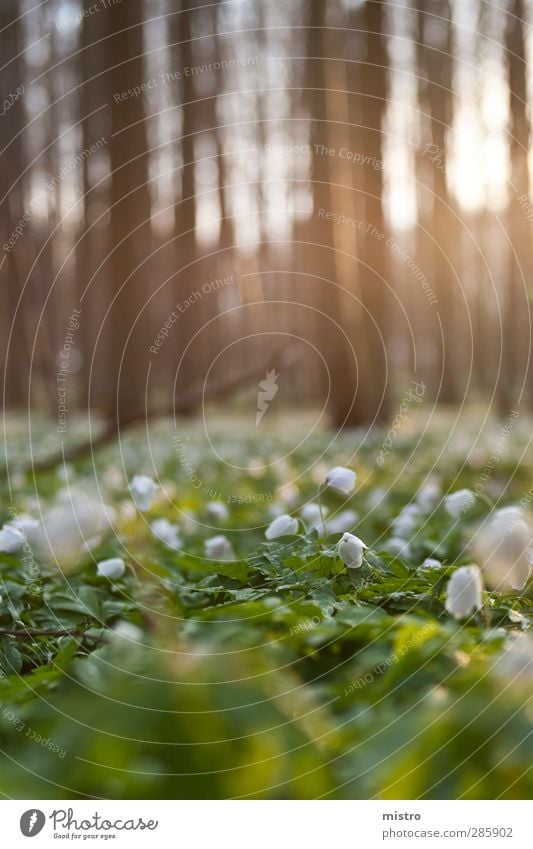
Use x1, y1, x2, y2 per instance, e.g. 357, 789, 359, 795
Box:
1, 0, 532, 437
1, 1, 533, 804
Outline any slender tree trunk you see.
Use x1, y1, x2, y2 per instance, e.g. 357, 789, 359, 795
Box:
171, 2, 199, 411
356, 0, 390, 422
420, 0, 459, 404
500, 0, 530, 414
103, 0, 152, 421
0, 1, 30, 406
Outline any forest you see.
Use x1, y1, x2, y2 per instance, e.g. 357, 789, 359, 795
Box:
0, 0, 532, 805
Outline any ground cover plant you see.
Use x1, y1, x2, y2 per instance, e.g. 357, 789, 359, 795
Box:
0, 409, 532, 799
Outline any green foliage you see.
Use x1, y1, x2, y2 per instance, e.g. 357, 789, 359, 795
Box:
0, 414, 531, 798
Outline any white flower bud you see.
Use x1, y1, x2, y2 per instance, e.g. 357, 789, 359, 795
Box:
387, 536, 412, 558
337, 532, 367, 569
445, 565, 483, 619
325, 466, 356, 495
392, 504, 422, 539
8, 515, 40, 545
472, 506, 532, 590
204, 534, 234, 560
416, 480, 441, 510
150, 518, 182, 550
96, 557, 126, 579
0, 524, 26, 553
129, 475, 159, 511
265, 514, 299, 539
206, 501, 229, 521
444, 489, 475, 518
419, 557, 442, 571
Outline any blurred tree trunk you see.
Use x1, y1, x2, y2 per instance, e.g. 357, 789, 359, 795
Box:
171, 1, 198, 411
77, 3, 109, 408
418, 0, 459, 404
356, 0, 390, 422
103, 0, 152, 421
500, 0, 530, 414
306, 0, 390, 427
0, 1, 34, 407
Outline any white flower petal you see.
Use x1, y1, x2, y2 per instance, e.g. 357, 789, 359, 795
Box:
129, 475, 159, 511
206, 502, 229, 521
204, 534, 234, 560
444, 489, 475, 518
0, 525, 25, 553
445, 565, 483, 619
96, 557, 126, 580
265, 514, 299, 539
337, 532, 367, 569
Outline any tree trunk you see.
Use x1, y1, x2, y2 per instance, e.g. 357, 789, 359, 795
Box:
103, 0, 152, 421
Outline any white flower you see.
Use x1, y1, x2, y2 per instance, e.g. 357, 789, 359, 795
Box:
35, 488, 115, 570
337, 532, 367, 569
8, 515, 40, 545
112, 620, 143, 642
494, 633, 533, 687
444, 489, 475, 518
206, 501, 229, 521
129, 475, 159, 511
327, 509, 359, 535
445, 565, 483, 619
301, 502, 326, 525
150, 519, 182, 550
368, 487, 387, 509
181, 510, 199, 533
387, 536, 412, 558
300, 503, 328, 534
96, 557, 126, 579
472, 506, 532, 591
204, 534, 234, 560
0, 524, 26, 553
265, 514, 299, 539
324, 466, 356, 496
419, 557, 442, 571
416, 480, 441, 510
392, 504, 422, 539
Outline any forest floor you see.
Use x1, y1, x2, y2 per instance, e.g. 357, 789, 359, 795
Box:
0, 406, 532, 799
